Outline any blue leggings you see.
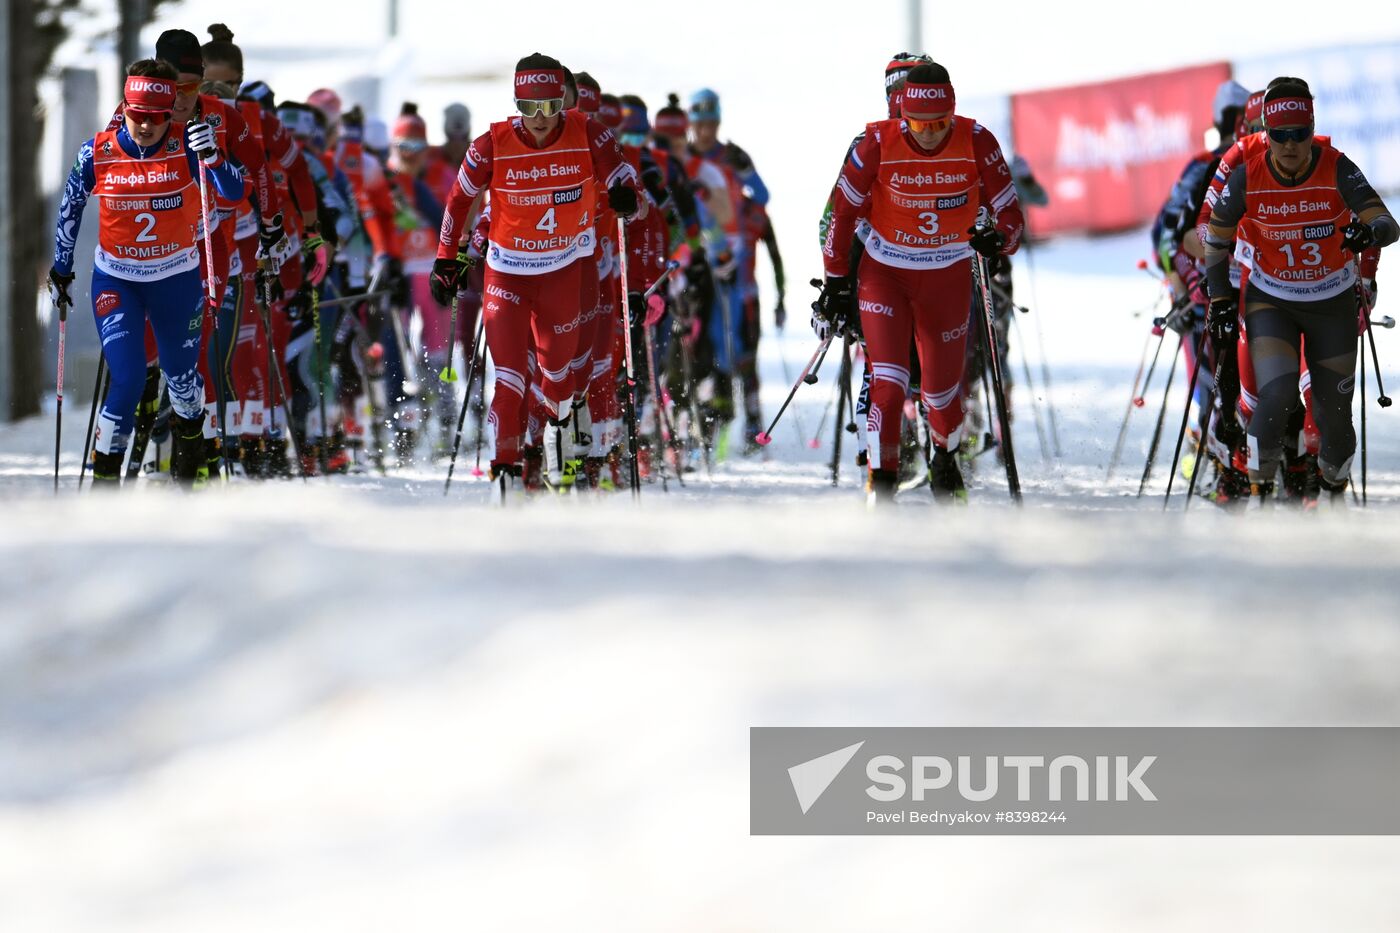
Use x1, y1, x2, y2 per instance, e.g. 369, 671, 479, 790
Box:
91, 266, 206, 454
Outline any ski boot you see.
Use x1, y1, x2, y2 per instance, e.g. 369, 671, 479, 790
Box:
1317, 472, 1349, 507
1209, 465, 1252, 508
90, 451, 123, 489
522, 446, 545, 493
742, 418, 763, 457
491, 462, 522, 504
930, 446, 968, 503
866, 468, 898, 507
170, 411, 211, 489
1282, 450, 1318, 504
543, 420, 572, 493
1248, 479, 1276, 510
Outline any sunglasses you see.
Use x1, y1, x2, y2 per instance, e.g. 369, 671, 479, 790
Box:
516, 98, 564, 118
126, 106, 172, 125
906, 115, 952, 134
176, 80, 201, 95
1268, 125, 1313, 144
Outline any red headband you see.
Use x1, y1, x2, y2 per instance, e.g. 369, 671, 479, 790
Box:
515, 69, 566, 101
654, 111, 688, 135
900, 81, 954, 115
576, 85, 600, 113
124, 75, 176, 113
598, 100, 623, 128
1263, 96, 1313, 128
1245, 91, 1265, 125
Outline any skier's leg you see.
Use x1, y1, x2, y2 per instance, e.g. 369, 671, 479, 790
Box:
1243, 287, 1303, 487
88, 273, 150, 481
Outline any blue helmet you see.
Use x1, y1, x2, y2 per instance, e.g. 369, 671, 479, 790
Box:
689, 88, 721, 122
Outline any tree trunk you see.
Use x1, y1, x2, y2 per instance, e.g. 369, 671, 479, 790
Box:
7, 0, 44, 419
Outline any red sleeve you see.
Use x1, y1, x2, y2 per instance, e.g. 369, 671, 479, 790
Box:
265, 113, 319, 225
822, 129, 881, 276
1197, 140, 1245, 245
973, 124, 1024, 254
438, 130, 494, 259
585, 118, 642, 197
222, 105, 273, 220
363, 156, 401, 259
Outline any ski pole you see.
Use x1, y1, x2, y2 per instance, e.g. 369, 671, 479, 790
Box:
79, 358, 108, 490
1019, 238, 1062, 455
616, 217, 641, 499
254, 263, 306, 480
1137, 331, 1183, 497
754, 333, 834, 447
1360, 331, 1368, 506
1006, 303, 1050, 462
1364, 310, 1391, 408
810, 365, 841, 451
972, 243, 1021, 502
830, 337, 853, 485
1163, 329, 1208, 508
1182, 388, 1216, 511
1107, 329, 1154, 479
197, 161, 234, 482
440, 288, 461, 384
315, 289, 392, 309
444, 308, 487, 495
53, 296, 69, 492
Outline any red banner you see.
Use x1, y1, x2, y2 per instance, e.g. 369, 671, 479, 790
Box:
1011, 62, 1232, 236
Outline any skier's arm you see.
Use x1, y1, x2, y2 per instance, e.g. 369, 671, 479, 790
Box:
585, 118, 643, 204
726, 143, 769, 206
53, 139, 97, 277
268, 114, 320, 231
362, 155, 402, 259
974, 124, 1024, 254
762, 214, 785, 298
1203, 167, 1248, 299
1336, 154, 1398, 249
822, 130, 881, 276
664, 158, 701, 244
223, 105, 274, 220
437, 131, 493, 260
1195, 140, 1246, 251
185, 140, 246, 202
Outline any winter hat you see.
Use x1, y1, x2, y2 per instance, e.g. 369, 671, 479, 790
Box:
654, 93, 687, 136
364, 117, 390, 153
155, 29, 204, 77
901, 62, 955, 116
240, 80, 275, 111
1213, 80, 1250, 126
307, 87, 343, 124
689, 88, 720, 123
598, 93, 623, 128
620, 95, 650, 136
575, 72, 601, 114
444, 102, 472, 139
393, 102, 429, 151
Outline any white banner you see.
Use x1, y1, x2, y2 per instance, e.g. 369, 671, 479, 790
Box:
1234, 41, 1400, 195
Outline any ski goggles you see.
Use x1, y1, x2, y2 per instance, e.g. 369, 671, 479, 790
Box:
125, 106, 173, 125
175, 79, 202, 96
516, 97, 564, 118
906, 115, 953, 134
1268, 124, 1313, 144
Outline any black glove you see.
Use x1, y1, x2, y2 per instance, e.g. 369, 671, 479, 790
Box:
1207, 298, 1238, 350
48, 267, 75, 310
967, 223, 1006, 259
775, 295, 787, 331
1343, 220, 1375, 254
724, 142, 753, 173
627, 291, 647, 322
813, 275, 855, 340
284, 285, 313, 322
430, 256, 462, 307
608, 183, 639, 219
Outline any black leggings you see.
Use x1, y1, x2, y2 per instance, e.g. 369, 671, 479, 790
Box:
1244, 282, 1357, 482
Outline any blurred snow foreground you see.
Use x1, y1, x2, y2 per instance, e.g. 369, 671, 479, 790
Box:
4, 231, 1400, 930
